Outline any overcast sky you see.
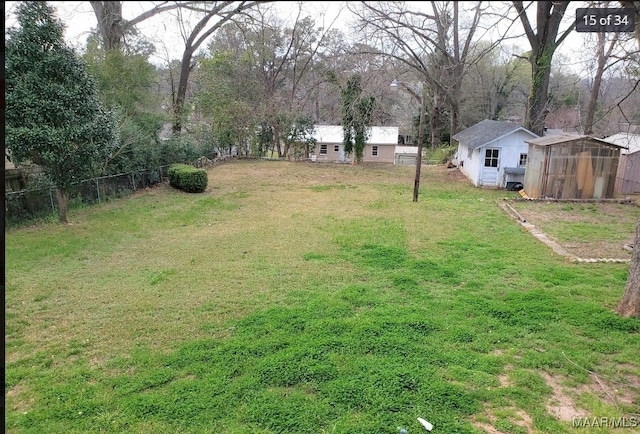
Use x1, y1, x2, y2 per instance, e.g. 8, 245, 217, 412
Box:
5, 1, 597, 75
5, 1, 351, 65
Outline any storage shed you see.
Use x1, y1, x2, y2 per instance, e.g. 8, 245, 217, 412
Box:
394, 146, 418, 165
603, 133, 640, 195
452, 119, 538, 189
523, 134, 624, 199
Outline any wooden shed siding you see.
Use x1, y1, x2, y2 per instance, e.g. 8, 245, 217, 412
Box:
615, 153, 640, 194
524, 138, 621, 199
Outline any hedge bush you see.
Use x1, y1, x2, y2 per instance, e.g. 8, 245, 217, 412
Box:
168, 163, 208, 193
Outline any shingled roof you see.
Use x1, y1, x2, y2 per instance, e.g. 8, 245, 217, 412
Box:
452, 119, 537, 149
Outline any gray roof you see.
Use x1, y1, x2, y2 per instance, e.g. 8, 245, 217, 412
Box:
452, 119, 537, 149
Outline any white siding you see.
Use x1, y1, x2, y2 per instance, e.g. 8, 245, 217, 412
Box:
457, 129, 534, 188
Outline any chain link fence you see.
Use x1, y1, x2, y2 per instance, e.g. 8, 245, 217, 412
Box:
5, 166, 170, 227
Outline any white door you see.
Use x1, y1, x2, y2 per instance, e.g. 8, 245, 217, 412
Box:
339, 145, 346, 162
481, 148, 500, 186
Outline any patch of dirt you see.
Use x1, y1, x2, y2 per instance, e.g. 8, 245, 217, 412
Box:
471, 364, 640, 433
541, 369, 640, 422
540, 372, 589, 422
577, 371, 640, 408
498, 374, 510, 388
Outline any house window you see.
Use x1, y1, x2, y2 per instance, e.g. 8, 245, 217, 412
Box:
484, 148, 499, 167
519, 153, 527, 167
467, 147, 473, 159
320, 144, 327, 155
372, 146, 378, 156
334, 145, 339, 152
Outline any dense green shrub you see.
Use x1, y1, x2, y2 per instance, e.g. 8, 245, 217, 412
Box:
168, 164, 208, 193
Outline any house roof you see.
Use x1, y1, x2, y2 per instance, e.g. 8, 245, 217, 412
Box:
313, 125, 399, 145
526, 133, 626, 148
603, 133, 640, 154
451, 119, 537, 149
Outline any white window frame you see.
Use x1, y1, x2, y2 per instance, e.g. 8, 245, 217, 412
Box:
484, 148, 499, 168
372, 145, 378, 156
320, 144, 327, 155
519, 153, 527, 167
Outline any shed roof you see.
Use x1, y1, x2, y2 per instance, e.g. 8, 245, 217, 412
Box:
313, 125, 399, 145
451, 119, 537, 150
603, 133, 639, 154
395, 146, 418, 155
526, 133, 626, 148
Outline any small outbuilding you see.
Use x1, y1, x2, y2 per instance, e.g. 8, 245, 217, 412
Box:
523, 133, 624, 199
311, 125, 399, 163
452, 119, 538, 189
394, 146, 419, 165
603, 133, 640, 195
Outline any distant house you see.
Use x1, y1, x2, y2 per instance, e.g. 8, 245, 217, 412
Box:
311, 125, 399, 163
452, 119, 538, 189
523, 134, 624, 199
604, 133, 640, 195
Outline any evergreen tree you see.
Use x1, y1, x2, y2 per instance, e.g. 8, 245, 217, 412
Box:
6, 1, 117, 223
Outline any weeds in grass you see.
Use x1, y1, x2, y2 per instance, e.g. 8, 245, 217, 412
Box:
6, 162, 640, 433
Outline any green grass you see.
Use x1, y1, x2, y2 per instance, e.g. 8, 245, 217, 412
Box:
5, 161, 640, 433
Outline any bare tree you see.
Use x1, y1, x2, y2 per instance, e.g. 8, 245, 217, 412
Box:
579, 1, 640, 135
512, 1, 575, 136
350, 1, 518, 146
583, 31, 620, 134
89, 1, 193, 51
170, 1, 267, 133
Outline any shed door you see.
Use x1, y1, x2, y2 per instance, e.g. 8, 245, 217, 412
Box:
481, 148, 500, 186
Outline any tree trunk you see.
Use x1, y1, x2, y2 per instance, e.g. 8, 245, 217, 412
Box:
90, 1, 185, 52
583, 31, 618, 135
617, 219, 640, 318
273, 123, 283, 158
90, 1, 124, 51
526, 50, 553, 136
583, 34, 606, 135
430, 89, 442, 149
449, 99, 459, 144
56, 187, 69, 224
172, 49, 195, 134
512, 1, 574, 137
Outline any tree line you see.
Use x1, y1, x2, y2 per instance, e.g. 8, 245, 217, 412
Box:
5, 1, 640, 317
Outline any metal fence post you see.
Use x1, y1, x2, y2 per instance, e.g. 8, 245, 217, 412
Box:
96, 178, 101, 202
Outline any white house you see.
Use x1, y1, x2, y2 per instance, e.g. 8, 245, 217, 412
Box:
603, 133, 640, 195
452, 119, 538, 189
311, 125, 399, 163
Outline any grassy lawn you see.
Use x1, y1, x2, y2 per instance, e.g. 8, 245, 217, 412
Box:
5, 160, 640, 433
